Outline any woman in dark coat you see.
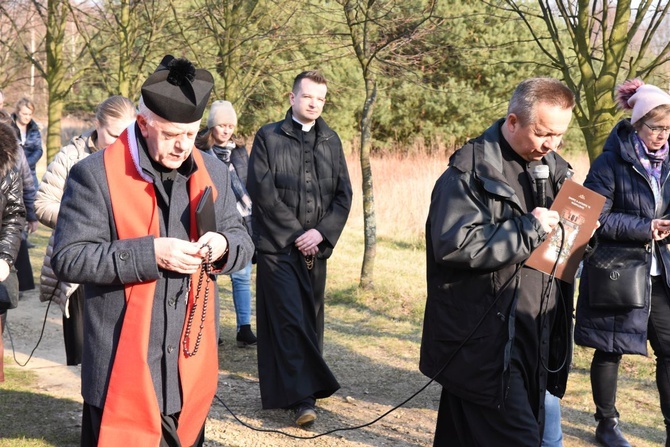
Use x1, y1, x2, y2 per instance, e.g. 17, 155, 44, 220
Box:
0, 121, 29, 382
576, 79, 670, 447
11, 97, 42, 189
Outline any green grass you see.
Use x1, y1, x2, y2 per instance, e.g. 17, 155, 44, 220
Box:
3, 208, 669, 446
327, 225, 427, 323
0, 365, 81, 447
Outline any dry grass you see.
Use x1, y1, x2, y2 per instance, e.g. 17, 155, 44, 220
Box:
345, 153, 449, 246
338, 150, 667, 446
344, 149, 592, 246
6, 146, 667, 446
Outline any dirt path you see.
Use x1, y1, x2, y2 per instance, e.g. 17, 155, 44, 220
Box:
3, 288, 440, 447
3, 289, 82, 400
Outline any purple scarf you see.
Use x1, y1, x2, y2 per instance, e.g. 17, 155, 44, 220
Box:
633, 133, 669, 206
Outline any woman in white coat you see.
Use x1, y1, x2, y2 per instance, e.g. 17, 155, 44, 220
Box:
35, 96, 135, 365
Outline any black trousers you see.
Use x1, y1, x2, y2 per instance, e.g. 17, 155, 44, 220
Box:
433, 366, 542, 447
591, 275, 670, 425
63, 288, 84, 366
15, 238, 34, 291
81, 402, 205, 447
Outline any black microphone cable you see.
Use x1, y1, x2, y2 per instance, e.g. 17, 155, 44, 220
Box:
213, 265, 526, 439
213, 252, 539, 439
5, 290, 55, 367
214, 221, 568, 439
537, 222, 571, 374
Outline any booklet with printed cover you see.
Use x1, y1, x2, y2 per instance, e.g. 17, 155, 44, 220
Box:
525, 179, 606, 283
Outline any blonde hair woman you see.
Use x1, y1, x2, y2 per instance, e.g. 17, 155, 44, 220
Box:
35, 95, 136, 365
576, 79, 670, 446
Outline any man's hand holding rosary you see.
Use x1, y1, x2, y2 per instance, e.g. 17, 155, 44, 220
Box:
154, 232, 229, 273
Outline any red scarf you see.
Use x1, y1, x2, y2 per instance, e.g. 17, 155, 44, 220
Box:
98, 133, 218, 446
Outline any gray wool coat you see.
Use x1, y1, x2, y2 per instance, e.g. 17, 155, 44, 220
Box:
51, 124, 254, 413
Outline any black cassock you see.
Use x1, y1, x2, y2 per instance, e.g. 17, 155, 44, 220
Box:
256, 249, 340, 409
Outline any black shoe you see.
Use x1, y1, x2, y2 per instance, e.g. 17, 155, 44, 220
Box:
218, 337, 224, 346
236, 324, 257, 348
294, 404, 316, 427
595, 418, 632, 447
26, 241, 35, 249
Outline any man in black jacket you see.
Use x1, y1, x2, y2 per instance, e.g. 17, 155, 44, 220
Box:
247, 70, 352, 427
421, 78, 576, 446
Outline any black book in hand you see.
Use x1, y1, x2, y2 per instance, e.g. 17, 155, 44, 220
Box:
195, 186, 217, 237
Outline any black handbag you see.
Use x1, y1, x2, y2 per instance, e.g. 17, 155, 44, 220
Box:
585, 242, 649, 310
0, 268, 19, 311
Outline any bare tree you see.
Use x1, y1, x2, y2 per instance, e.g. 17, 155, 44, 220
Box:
0, 0, 92, 161
166, 0, 351, 131
501, 0, 670, 161
67, 0, 170, 99
337, 0, 439, 289
0, 5, 31, 90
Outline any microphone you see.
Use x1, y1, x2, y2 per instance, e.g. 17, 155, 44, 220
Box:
532, 164, 550, 208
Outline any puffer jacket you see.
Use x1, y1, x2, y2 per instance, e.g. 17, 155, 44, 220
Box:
35, 130, 98, 310
0, 124, 27, 266
575, 119, 670, 355
420, 119, 574, 408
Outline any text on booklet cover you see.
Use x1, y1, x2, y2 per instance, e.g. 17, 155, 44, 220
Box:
525, 179, 606, 283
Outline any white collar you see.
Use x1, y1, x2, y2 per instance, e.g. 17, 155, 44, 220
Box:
292, 116, 315, 132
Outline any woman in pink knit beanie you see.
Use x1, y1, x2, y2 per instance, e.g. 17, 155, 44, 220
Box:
575, 78, 670, 447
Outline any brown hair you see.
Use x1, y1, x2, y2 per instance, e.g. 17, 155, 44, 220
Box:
507, 78, 575, 126
0, 110, 11, 126
292, 71, 328, 93
195, 127, 241, 150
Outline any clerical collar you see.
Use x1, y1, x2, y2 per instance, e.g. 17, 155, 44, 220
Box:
292, 115, 315, 132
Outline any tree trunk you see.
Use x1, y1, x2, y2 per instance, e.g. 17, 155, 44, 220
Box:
581, 114, 618, 163
359, 78, 377, 290
0, 312, 4, 383
45, 0, 67, 162
45, 95, 64, 162
117, 0, 131, 98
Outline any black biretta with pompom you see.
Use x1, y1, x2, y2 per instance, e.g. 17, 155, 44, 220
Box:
141, 55, 214, 123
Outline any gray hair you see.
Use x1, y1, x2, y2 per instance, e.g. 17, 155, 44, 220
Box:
507, 78, 575, 126
137, 97, 160, 126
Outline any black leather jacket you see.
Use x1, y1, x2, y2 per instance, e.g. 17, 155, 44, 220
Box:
0, 124, 27, 265
420, 120, 574, 408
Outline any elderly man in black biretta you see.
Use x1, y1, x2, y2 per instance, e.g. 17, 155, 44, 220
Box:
51, 55, 254, 446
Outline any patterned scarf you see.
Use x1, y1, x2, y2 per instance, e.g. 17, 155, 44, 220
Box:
212, 141, 252, 218
633, 132, 669, 208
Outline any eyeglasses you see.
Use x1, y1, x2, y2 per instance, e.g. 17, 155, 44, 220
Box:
643, 122, 670, 136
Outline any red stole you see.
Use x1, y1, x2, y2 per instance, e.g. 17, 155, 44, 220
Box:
99, 134, 218, 447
